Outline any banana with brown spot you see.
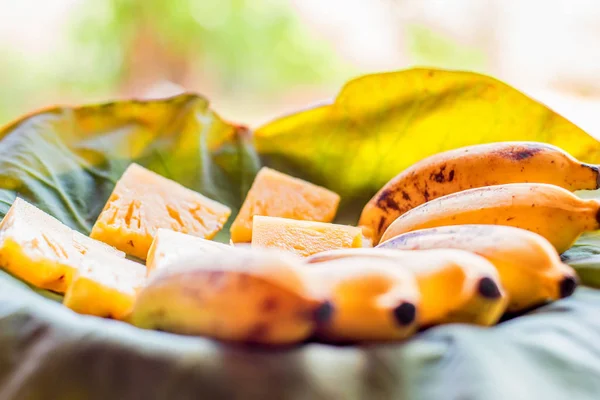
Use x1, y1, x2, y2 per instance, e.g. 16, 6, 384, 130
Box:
360, 142, 599, 243
380, 183, 600, 253
130, 248, 330, 345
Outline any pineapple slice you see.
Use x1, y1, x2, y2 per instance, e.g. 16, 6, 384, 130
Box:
0, 198, 123, 293
146, 228, 229, 274
90, 164, 231, 260
251, 216, 364, 257
73, 231, 125, 257
230, 167, 340, 243
63, 252, 146, 320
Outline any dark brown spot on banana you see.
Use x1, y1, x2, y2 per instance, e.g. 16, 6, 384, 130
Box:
127, 240, 134, 247
401, 191, 411, 201
559, 276, 578, 298
448, 170, 455, 182
392, 302, 416, 326
377, 216, 386, 235
477, 277, 501, 299
313, 301, 334, 325
430, 165, 447, 183
261, 296, 278, 312
502, 145, 542, 161
582, 163, 600, 189
376, 189, 401, 212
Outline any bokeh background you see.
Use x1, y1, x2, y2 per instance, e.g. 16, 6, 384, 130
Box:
2, 0, 600, 134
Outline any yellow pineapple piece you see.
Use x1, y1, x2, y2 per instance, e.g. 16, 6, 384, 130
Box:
90, 164, 231, 260
63, 252, 147, 320
0, 198, 122, 293
146, 228, 230, 274
230, 167, 340, 243
251, 216, 364, 257
73, 231, 126, 257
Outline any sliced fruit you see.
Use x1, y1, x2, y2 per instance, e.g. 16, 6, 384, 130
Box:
72, 231, 125, 258
0, 198, 121, 292
90, 163, 231, 260
131, 248, 328, 345
230, 167, 340, 243
63, 252, 147, 320
146, 228, 230, 274
251, 216, 364, 257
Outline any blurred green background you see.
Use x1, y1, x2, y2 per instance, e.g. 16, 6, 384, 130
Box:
1, 0, 600, 132
0, 0, 490, 127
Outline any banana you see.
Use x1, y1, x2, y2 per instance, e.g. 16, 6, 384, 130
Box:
378, 225, 578, 311
307, 248, 508, 327
379, 183, 600, 253
359, 142, 599, 243
130, 248, 330, 345
303, 257, 420, 342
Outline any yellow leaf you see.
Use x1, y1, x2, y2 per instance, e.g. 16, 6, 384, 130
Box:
254, 69, 600, 204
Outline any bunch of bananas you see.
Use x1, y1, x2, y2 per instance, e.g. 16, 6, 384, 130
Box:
132, 142, 592, 344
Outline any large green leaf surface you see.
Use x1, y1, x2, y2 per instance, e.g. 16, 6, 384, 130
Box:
254, 68, 600, 208
2, 71, 600, 399
1, 268, 600, 399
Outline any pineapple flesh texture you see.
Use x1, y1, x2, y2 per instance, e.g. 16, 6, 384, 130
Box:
146, 228, 230, 275
0, 198, 123, 293
64, 251, 147, 320
230, 167, 340, 243
91, 163, 231, 260
251, 216, 364, 257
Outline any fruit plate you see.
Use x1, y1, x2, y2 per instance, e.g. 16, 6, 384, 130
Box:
2, 69, 600, 399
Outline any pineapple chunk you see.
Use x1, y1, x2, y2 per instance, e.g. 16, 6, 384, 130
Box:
230, 167, 340, 243
90, 164, 231, 260
73, 231, 125, 257
63, 252, 146, 320
251, 216, 364, 257
146, 228, 229, 274
0, 198, 122, 293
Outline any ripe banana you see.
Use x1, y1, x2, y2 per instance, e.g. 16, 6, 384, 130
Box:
130, 248, 330, 345
379, 183, 600, 253
378, 225, 578, 311
303, 257, 420, 342
307, 248, 508, 327
359, 142, 599, 243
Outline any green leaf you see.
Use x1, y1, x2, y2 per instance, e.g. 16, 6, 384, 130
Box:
562, 232, 600, 287
1, 265, 600, 399
254, 68, 600, 216
0, 94, 258, 240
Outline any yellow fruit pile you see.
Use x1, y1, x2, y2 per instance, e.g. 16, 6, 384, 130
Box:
0, 141, 591, 345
